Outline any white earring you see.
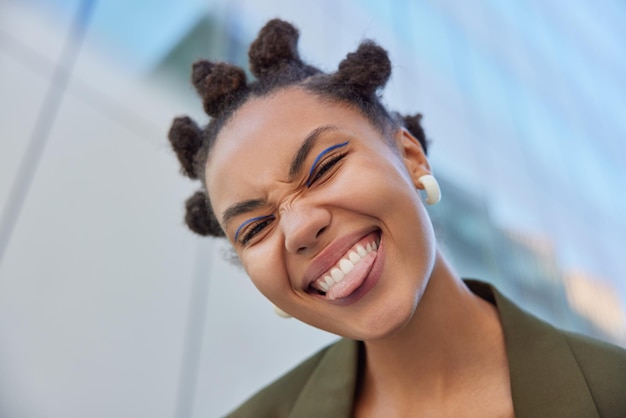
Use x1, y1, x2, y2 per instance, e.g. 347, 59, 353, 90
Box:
273, 304, 291, 318
418, 174, 441, 205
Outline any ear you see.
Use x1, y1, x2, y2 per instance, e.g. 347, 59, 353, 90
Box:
394, 127, 431, 189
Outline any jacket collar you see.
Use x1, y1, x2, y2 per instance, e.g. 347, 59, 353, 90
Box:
288, 338, 358, 417
469, 280, 600, 418
288, 280, 599, 417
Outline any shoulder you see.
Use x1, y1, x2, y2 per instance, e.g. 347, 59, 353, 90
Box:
467, 279, 626, 417
225, 339, 356, 418
225, 346, 330, 418
562, 330, 626, 417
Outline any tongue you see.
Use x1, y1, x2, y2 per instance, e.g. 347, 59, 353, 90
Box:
327, 251, 377, 300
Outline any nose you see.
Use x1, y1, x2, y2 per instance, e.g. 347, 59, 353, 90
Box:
281, 201, 330, 255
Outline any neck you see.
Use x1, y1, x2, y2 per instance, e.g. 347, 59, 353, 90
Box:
356, 252, 510, 413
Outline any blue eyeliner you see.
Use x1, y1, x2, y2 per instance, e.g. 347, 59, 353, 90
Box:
234, 215, 274, 242
306, 141, 349, 187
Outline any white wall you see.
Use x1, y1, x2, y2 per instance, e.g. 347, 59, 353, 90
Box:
0, 3, 338, 417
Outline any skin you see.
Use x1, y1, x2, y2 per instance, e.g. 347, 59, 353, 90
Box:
206, 87, 514, 417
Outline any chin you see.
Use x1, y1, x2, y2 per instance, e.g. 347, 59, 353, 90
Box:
346, 300, 419, 341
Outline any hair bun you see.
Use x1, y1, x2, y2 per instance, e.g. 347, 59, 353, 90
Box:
185, 191, 225, 237
191, 60, 216, 97
191, 61, 248, 117
249, 19, 303, 79
402, 113, 428, 155
168, 116, 203, 179
334, 40, 391, 97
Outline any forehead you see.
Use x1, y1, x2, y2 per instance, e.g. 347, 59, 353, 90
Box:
204, 88, 375, 216
211, 88, 356, 161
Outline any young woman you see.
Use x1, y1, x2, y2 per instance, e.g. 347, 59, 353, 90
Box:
168, 19, 626, 418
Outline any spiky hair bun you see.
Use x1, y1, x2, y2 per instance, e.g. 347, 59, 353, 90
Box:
333, 40, 391, 97
402, 113, 429, 154
185, 191, 224, 237
168, 116, 203, 179
192, 61, 248, 117
249, 18, 304, 79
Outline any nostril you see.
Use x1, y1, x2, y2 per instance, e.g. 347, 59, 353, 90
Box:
296, 226, 326, 254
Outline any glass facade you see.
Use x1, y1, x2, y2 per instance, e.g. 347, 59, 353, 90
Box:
151, 0, 626, 344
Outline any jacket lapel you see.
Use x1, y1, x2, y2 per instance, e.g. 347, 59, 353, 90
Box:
486, 282, 600, 418
288, 338, 359, 417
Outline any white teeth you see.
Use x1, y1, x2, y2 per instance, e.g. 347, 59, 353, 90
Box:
339, 258, 354, 275
330, 267, 345, 282
312, 238, 381, 294
324, 275, 335, 287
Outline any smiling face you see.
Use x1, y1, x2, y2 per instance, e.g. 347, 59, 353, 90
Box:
206, 87, 437, 340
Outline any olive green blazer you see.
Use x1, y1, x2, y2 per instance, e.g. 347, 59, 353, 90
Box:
227, 281, 626, 417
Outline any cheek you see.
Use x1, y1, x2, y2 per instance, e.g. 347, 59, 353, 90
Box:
345, 154, 434, 257
332, 155, 420, 213
241, 244, 289, 300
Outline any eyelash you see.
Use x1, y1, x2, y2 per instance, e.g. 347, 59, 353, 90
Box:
307, 152, 347, 187
240, 216, 275, 245
237, 151, 347, 246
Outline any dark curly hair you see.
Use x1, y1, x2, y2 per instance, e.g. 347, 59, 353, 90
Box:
168, 19, 428, 237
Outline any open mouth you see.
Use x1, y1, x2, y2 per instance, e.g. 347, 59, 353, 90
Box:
307, 231, 381, 299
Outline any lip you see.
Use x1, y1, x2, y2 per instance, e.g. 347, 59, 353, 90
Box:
301, 227, 381, 290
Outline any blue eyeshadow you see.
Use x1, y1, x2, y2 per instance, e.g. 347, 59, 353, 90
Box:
306, 141, 349, 187
234, 215, 274, 242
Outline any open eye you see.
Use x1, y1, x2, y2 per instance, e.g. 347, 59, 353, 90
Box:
236, 215, 275, 246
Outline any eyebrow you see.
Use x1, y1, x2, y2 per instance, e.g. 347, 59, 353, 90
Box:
221, 125, 340, 229
222, 198, 266, 230
289, 125, 339, 180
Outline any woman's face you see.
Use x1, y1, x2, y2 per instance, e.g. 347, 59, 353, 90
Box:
206, 87, 437, 340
